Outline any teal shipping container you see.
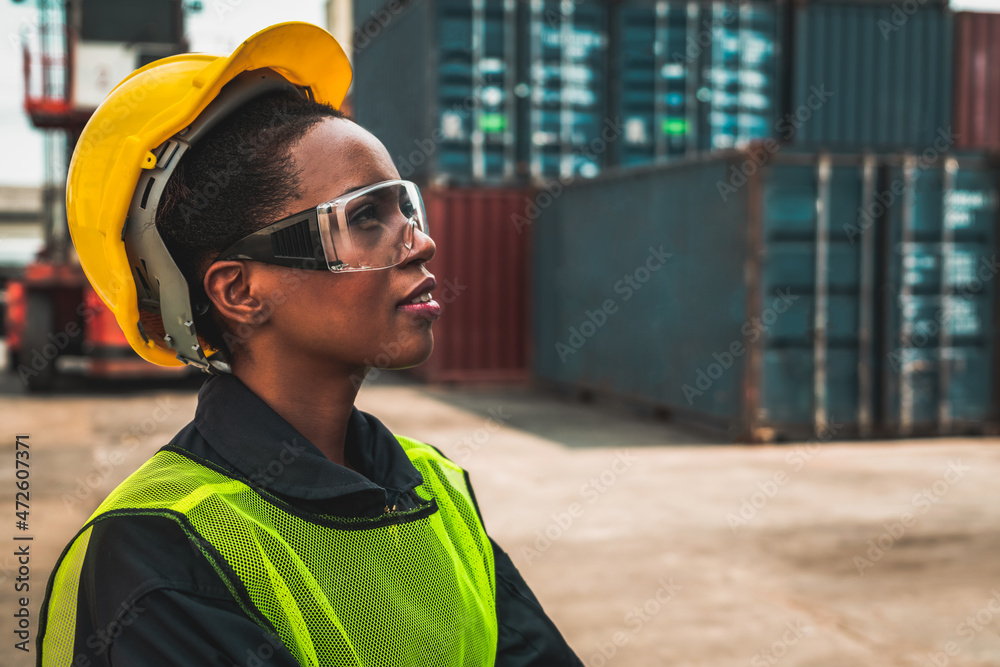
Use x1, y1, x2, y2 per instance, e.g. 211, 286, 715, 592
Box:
353, 0, 519, 184
352, 0, 609, 183
527, 0, 609, 179
533, 147, 1000, 441
789, 3, 952, 148
613, 0, 782, 167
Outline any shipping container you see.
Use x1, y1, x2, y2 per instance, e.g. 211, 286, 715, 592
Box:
953, 12, 1000, 151
353, 0, 615, 183
789, 3, 952, 149
527, 0, 609, 179
881, 156, 999, 434
353, 0, 957, 184
533, 147, 1000, 441
612, 0, 782, 167
407, 187, 532, 382
353, 0, 519, 185
352, 0, 396, 32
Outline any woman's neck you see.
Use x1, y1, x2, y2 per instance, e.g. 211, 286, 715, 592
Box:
233, 356, 367, 469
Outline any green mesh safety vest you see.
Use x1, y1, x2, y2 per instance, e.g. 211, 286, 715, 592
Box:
40, 435, 498, 666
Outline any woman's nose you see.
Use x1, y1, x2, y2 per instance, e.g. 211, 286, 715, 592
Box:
405, 226, 435, 265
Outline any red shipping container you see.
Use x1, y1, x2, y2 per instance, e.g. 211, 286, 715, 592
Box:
954, 12, 1000, 150
409, 187, 533, 383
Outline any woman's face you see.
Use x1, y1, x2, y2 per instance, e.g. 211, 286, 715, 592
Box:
221, 117, 439, 377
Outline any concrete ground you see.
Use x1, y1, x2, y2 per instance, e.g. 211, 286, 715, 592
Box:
0, 365, 998, 666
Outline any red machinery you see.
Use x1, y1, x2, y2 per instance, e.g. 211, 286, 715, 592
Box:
5, 0, 191, 390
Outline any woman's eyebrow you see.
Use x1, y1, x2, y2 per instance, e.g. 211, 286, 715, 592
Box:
334, 184, 368, 198
334, 179, 401, 200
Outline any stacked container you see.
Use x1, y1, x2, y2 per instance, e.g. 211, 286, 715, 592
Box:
437, 0, 518, 181
527, 1, 608, 179
352, 0, 612, 183
788, 2, 952, 148
953, 12, 1000, 151
614, 2, 695, 166
346, 0, 1000, 423
353, 0, 789, 179
353, 0, 518, 184
532, 148, 1000, 440
612, 1, 782, 167
352, 0, 957, 178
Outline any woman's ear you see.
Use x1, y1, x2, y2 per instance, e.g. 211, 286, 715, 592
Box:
203, 261, 273, 328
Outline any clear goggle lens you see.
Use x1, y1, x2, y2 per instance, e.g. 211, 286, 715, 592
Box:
319, 180, 427, 271
215, 179, 428, 272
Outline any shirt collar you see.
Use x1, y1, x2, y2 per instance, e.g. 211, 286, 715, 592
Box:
192, 372, 424, 501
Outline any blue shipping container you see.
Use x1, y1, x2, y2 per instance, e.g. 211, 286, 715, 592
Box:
533, 148, 1000, 440
790, 3, 952, 148
613, 0, 781, 167
882, 157, 998, 434
353, 0, 518, 184
528, 0, 608, 179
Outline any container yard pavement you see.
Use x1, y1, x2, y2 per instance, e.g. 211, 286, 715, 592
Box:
0, 371, 999, 666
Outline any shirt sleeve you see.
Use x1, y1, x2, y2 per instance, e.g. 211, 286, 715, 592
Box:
105, 590, 300, 667
490, 536, 586, 667
66, 514, 300, 667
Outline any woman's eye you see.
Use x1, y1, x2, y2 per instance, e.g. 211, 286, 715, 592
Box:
348, 205, 380, 228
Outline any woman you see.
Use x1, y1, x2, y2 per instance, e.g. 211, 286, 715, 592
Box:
39, 22, 582, 666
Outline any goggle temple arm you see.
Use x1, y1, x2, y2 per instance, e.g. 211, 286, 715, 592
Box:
215, 207, 332, 270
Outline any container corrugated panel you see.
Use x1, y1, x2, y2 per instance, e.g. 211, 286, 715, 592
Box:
534, 155, 751, 426
352, 0, 394, 31
791, 4, 952, 148
528, 0, 608, 179
533, 148, 1000, 441
353, 0, 433, 181
409, 187, 531, 382
352, 0, 517, 185
953, 13, 1000, 150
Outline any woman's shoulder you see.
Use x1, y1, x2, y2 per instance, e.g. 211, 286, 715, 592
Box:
45, 512, 261, 665
82, 511, 226, 592
393, 432, 458, 464
88, 438, 237, 520
49, 509, 239, 649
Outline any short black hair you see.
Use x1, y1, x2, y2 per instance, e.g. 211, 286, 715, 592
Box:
151, 90, 349, 364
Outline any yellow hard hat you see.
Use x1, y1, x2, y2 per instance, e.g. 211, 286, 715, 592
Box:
66, 22, 352, 371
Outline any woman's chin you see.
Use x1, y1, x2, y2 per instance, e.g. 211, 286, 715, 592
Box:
395, 347, 434, 370
366, 333, 434, 372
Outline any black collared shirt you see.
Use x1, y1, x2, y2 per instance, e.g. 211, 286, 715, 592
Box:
45, 373, 583, 666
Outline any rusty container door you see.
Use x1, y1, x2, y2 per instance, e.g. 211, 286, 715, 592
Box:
409, 187, 532, 382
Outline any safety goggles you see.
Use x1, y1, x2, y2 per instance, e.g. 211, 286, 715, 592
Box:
216, 179, 428, 271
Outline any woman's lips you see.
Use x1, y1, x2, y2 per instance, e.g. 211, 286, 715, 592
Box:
396, 299, 441, 320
